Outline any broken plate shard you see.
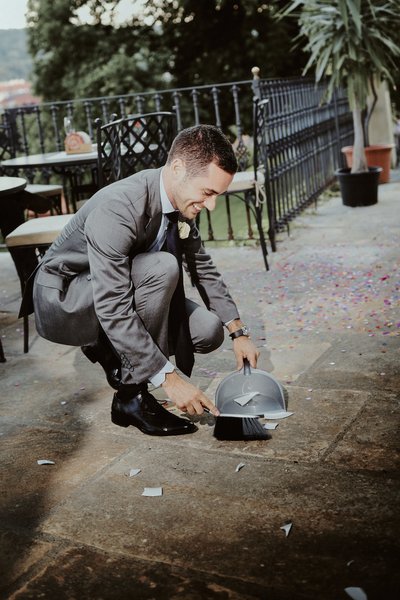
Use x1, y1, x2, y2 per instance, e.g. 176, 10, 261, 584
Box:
344, 587, 367, 600
235, 462, 245, 472
37, 459, 55, 465
234, 392, 260, 406
263, 411, 294, 419
263, 422, 279, 430
142, 487, 163, 497
129, 469, 141, 477
280, 522, 292, 537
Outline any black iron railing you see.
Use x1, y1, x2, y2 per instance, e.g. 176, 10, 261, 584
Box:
253, 76, 353, 233
1, 80, 254, 158
1, 72, 353, 249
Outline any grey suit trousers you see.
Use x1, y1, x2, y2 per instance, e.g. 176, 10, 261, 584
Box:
34, 251, 224, 381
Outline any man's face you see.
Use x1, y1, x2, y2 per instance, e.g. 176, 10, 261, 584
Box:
169, 160, 234, 219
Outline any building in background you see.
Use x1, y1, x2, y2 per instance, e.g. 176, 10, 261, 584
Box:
0, 79, 40, 109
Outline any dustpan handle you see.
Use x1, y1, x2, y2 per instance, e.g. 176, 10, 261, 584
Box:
243, 358, 251, 375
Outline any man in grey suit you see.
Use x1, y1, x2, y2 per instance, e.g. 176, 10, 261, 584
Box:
28, 125, 259, 436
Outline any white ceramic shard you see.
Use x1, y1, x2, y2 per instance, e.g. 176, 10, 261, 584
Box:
280, 523, 292, 537
344, 587, 367, 600
142, 487, 163, 497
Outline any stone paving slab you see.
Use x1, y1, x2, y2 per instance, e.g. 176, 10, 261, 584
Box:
37, 447, 399, 599
295, 333, 400, 393
5, 538, 400, 600
5, 544, 282, 600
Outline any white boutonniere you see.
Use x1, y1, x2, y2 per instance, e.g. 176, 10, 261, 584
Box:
178, 221, 190, 239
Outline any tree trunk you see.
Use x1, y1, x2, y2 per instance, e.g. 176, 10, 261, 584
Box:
352, 106, 368, 173
363, 76, 378, 148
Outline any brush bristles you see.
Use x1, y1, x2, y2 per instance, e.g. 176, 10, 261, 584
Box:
213, 417, 270, 441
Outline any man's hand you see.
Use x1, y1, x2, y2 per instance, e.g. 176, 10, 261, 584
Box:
232, 336, 260, 370
162, 370, 220, 416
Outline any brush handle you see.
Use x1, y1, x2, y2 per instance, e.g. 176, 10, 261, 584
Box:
243, 358, 251, 376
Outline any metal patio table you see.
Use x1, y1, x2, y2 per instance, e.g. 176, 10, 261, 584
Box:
2, 149, 99, 212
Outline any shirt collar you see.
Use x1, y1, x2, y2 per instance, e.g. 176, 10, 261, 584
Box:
160, 169, 176, 214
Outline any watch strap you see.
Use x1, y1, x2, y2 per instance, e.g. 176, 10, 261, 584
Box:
229, 327, 249, 340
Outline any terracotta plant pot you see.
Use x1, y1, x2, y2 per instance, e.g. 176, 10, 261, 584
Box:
336, 167, 382, 207
341, 144, 394, 184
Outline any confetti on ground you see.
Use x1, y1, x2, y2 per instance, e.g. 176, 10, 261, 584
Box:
280, 522, 292, 537
344, 587, 367, 600
37, 459, 55, 465
248, 259, 400, 342
142, 487, 163, 497
235, 462, 245, 472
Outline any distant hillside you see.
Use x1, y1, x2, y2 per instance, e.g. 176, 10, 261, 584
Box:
0, 29, 32, 82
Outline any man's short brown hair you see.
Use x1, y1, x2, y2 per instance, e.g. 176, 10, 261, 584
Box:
167, 124, 237, 177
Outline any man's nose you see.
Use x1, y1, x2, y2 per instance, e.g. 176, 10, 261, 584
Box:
204, 196, 217, 211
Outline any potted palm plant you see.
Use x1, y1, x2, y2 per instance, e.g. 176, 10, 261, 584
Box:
280, 0, 400, 206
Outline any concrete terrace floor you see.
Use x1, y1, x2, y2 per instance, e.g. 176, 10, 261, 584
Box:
0, 174, 399, 600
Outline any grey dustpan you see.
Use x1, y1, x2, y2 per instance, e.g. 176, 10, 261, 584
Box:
215, 359, 286, 417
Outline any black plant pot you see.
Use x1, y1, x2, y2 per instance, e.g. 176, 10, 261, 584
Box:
335, 167, 382, 207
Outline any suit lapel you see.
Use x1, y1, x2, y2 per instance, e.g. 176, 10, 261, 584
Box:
142, 168, 163, 249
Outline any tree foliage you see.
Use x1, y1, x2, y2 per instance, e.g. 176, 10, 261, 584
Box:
281, 0, 400, 110
27, 0, 158, 100
27, 0, 306, 102
142, 0, 304, 87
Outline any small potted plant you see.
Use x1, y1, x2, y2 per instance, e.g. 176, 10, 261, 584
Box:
280, 0, 400, 205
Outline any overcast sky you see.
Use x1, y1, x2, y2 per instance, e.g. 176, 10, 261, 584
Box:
0, 0, 29, 28
0, 0, 143, 29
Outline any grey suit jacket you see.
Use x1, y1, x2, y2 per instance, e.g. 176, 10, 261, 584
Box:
32, 168, 239, 384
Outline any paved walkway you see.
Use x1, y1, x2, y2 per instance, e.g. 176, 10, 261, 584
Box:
1, 175, 399, 599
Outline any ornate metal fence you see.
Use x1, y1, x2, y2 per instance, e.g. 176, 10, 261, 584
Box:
1, 81, 254, 156
253, 76, 353, 232
1, 73, 353, 248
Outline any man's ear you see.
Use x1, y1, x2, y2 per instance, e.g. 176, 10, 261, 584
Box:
171, 157, 186, 179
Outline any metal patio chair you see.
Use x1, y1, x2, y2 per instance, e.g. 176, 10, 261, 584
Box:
95, 111, 177, 188
217, 97, 273, 271
5, 214, 73, 353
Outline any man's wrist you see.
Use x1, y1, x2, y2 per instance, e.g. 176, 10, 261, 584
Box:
226, 318, 243, 334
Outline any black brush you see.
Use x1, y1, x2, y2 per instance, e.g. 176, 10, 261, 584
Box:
207, 411, 270, 441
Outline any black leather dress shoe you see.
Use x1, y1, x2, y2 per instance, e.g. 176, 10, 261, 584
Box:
81, 344, 121, 390
111, 387, 198, 436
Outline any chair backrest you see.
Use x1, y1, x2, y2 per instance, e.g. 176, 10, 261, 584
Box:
0, 124, 15, 170
96, 111, 177, 188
